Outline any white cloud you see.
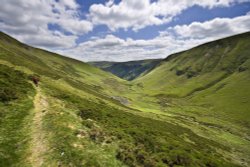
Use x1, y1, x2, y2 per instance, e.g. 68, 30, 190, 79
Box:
59, 0, 79, 9
89, 0, 161, 31
0, 0, 92, 49
16, 30, 78, 49
60, 14, 250, 62
172, 13, 250, 39
56, 33, 202, 62
89, 0, 250, 31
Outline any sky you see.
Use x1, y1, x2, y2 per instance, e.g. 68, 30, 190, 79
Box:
0, 0, 250, 62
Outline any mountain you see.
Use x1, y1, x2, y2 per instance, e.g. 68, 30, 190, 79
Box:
89, 59, 161, 80
133, 32, 250, 166
135, 32, 250, 125
0, 31, 249, 167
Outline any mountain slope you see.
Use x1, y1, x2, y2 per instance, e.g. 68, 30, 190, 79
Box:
0, 31, 249, 167
135, 32, 250, 95
134, 32, 250, 124
89, 59, 161, 80
0, 31, 131, 166
130, 32, 250, 166
133, 32, 250, 152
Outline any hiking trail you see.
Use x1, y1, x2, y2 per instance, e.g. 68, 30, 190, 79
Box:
29, 87, 49, 167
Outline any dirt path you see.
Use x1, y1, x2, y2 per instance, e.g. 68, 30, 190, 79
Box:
29, 87, 49, 167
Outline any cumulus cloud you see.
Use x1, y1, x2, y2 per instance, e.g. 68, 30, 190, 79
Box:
16, 30, 78, 49
172, 14, 250, 39
89, 0, 162, 31
0, 0, 92, 49
59, 14, 250, 62
56, 33, 206, 62
89, 0, 250, 31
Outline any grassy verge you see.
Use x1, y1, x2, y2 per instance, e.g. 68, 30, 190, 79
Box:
0, 65, 35, 166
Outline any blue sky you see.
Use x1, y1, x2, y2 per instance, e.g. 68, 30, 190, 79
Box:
76, 1, 250, 42
0, 0, 250, 61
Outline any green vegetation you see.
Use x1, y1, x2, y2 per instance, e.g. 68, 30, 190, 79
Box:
0, 65, 33, 102
43, 85, 236, 167
0, 65, 35, 166
89, 59, 161, 80
0, 31, 249, 167
134, 32, 250, 126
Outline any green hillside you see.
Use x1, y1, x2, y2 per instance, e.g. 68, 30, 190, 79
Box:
89, 59, 161, 80
0, 31, 250, 167
132, 32, 250, 166
134, 32, 250, 124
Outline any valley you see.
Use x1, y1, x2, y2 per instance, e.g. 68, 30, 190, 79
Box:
0, 31, 250, 167
89, 59, 161, 81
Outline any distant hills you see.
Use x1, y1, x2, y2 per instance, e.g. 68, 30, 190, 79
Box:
89, 59, 161, 80
0, 31, 250, 167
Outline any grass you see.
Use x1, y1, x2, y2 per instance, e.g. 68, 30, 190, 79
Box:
44, 84, 237, 167
0, 65, 35, 166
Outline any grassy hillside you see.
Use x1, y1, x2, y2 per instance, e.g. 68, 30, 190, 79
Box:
0, 31, 249, 167
89, 59, 161, 80
134, 32, 250, 124
132, 32, 250, 166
